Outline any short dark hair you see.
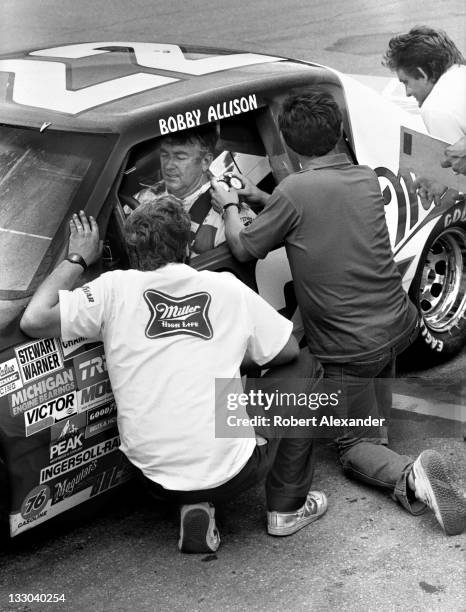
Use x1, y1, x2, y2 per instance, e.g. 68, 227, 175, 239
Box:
161, 125, 217, 158
278, 90, 342, 157
125, 195, 191, 271
383, 26, 464, 82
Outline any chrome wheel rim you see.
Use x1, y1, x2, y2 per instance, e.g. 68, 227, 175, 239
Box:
419, 227, 466, 332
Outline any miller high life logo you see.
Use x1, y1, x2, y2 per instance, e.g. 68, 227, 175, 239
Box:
143, 290, 213, 340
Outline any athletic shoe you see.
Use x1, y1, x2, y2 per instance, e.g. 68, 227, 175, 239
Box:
267, 490, 328, 536
411, 450, 466, 536
178, 502, 220, 553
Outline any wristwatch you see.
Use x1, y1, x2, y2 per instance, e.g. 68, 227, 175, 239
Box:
65, 253, 88, 271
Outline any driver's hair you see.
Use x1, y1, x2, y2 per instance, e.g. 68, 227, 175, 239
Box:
278, 90, 342, 157
161, 125, 217, 159
124, 195, 191, 271
383, 26, 464, 82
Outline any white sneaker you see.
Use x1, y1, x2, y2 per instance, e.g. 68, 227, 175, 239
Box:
267, 490, 328, 536
411, 450, 466, 536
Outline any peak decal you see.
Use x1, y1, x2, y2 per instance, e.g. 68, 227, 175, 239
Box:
143, 290, 213, 340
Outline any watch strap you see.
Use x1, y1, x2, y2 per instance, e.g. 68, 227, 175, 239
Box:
222, 202, 240, 215
66, 253, 88, 271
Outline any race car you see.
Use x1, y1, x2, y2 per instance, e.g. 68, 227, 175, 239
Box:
0, 41, 465, 537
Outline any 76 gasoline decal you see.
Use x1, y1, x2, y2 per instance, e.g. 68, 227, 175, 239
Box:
21, 485, 50, 520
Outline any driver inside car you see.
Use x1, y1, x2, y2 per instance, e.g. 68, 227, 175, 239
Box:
133, 125, 255, 255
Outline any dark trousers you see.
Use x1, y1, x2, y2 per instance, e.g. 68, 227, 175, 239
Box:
139, 436, 315, 512
322, 318, 425, 514
139, 349, 322, 512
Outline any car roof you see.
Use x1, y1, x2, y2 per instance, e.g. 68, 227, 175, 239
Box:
0, 41, 342, 137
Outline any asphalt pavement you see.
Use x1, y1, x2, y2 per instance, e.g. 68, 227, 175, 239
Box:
1, 398, 464, 612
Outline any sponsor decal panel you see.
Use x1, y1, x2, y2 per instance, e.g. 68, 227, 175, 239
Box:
40, 435, 120, 483
50, 414, 87, 443
50, 431, 85, 462
9, 368, 75, 417
86, 415, 118, 438
144, 290, 213, 339
59, 337, 89, 358
73, 345, 107, 389
0, 358, 23, 397
52, 460, 98, 503
20, 485, 51, 521
10, 455, 134, 536
77, 378, 113, 413
15, 338, 63, 383
24, 391, 77, 436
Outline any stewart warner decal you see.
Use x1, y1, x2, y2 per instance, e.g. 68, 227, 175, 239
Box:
143, 290, 213, 339
15, 338, 63, 384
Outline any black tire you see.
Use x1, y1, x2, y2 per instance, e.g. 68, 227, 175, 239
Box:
407, 209, 466, 362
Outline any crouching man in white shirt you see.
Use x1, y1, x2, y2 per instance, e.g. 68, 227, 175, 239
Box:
20, 196, 327, 554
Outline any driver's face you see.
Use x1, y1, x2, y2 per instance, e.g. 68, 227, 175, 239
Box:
160, 141, 212, 199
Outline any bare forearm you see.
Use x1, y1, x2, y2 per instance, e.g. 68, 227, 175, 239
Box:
224, 208, 254, 261
21, 261, 83, 337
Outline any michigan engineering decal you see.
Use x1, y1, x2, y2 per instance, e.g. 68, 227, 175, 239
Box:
0, 42, 281, 115
144, 290, 213, 339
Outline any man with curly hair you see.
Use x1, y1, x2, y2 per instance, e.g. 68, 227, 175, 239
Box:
19, 196, 328, 553
383, 26, 466, 143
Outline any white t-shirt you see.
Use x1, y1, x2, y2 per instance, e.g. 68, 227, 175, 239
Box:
59, 264, 292, 490
421, 65, 466, 143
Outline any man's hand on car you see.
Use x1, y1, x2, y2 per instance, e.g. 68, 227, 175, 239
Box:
441, 136, 466, 175
414, 177, 450, 208
69, 210, 103, 266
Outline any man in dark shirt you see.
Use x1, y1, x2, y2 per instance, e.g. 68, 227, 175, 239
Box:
210, 90, 465, 535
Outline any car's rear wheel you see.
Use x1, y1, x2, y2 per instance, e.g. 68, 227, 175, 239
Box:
408, 218, 466, 361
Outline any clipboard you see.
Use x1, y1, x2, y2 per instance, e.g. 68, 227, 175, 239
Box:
399, 127, 466, 192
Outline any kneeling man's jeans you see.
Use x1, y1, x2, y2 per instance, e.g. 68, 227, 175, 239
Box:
322, 323, 425, 515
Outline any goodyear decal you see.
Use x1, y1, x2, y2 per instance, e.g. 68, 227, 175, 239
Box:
24, 391, 77, 437
8, 368, 75, 417
15, 338, 63, 384
0, 358, 23, 398
40, 435, 120, 483
86, 401, 117, 439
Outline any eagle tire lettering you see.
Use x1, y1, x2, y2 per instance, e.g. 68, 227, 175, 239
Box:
405, 209, 466, 362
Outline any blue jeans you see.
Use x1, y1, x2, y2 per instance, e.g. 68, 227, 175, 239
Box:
321, 320, 425, 515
